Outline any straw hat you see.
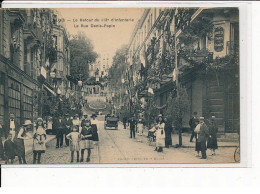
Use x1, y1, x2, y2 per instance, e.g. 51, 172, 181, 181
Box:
23, 120, 32, 126
158, 114, 163, 118
37, 117, 43, 122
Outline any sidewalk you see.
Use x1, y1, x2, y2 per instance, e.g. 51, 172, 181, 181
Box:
120, 122, 239, 148
0, 133, 56, 164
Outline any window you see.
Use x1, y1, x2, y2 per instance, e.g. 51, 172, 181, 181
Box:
8, 78, 21, 123
200, 35, 207, 50
53, 36, 58, 49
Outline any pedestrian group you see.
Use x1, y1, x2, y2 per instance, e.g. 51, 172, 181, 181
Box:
0, 112, 99, 164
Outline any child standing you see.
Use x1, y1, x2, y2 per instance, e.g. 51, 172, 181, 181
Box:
66, 126, 81, 163
3, 133, 16, 164
80, 120, 93, 162
32, 118, 47, 164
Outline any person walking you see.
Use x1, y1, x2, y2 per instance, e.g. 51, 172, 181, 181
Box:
128, 116, 136, 139
32, 118, 47, 164
164, 117, 173, 148
123, 116, 128, 129
63, 113, 73, 147
91, 114, 99, 143
3, 133, 16, 164
189, 112, 199, 142
195, 117, 209, 159
80, 120, 94, 162
14, 120, 33, 164
207, 116, 218, 156
46, 116, 53, 135
54, 116, 64, 148
155, 114, 165, 152
66, 126, 81, 163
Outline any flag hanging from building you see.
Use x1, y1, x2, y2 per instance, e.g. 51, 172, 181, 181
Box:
40, 66, 47, 79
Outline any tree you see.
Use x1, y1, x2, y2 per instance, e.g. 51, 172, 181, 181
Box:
108, 45, 128, 89
165, 86, 190, 147
69, 32, 98, 82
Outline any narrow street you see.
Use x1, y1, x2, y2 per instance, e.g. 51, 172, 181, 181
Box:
14, 116, 235, 164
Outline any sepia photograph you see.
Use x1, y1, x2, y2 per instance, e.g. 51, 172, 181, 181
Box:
0, 7, 240, 165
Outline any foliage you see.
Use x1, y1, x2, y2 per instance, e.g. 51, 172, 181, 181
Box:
108, 44, 129, 90
165, 86, 190, 130
70, 32, 98, 83
179, 49, 239, 82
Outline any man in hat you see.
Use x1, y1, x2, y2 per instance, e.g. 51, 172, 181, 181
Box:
62, 113, 73, 146
189, 112, 199, 142
128, 116, 137, 139
196, 117, 209, 159
54, 116, 64, 148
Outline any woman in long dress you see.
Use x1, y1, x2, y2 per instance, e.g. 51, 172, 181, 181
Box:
32, 118, 47, 164
91, 114, 99, 143
164, 117, 173, 148
155, 114, 165, 152
14, 120, 32, 164
207, 116, 218, 155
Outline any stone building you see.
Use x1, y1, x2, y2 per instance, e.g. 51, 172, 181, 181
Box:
0, 8, 70, 135
89, 52, 112, 78
126, 7, 239, 134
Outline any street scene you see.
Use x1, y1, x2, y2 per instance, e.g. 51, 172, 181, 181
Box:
0, 8, 239, 164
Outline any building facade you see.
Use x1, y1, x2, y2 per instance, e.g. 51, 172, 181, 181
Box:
0, 8, 70, 135
89, 52, 111, 78
125, 8, 239, 134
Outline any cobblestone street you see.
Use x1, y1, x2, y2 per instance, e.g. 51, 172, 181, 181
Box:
11, 118, 236, 164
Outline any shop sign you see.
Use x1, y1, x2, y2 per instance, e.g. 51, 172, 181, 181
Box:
214, 26, 224, 52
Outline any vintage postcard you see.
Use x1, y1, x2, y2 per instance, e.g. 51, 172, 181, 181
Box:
0, 7, 241, 165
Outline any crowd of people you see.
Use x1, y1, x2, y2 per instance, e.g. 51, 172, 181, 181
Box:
123, 112, 218, 159
0, 113, 99, 164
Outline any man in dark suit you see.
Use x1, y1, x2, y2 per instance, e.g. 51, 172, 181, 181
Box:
54, 116, 64, 148
128, 116, 136, 139
62, 113, 73, 146
197, 117, 209, 159
3, 113, 20, 140
189, 112, 199, 142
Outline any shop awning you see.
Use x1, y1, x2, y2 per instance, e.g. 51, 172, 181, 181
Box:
43, 84, 57, 96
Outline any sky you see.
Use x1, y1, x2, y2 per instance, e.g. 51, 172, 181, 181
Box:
57, 8, 144, 59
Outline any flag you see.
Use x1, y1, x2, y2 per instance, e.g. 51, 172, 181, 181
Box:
148, 88, 154, 95
40, 66, 47, 79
